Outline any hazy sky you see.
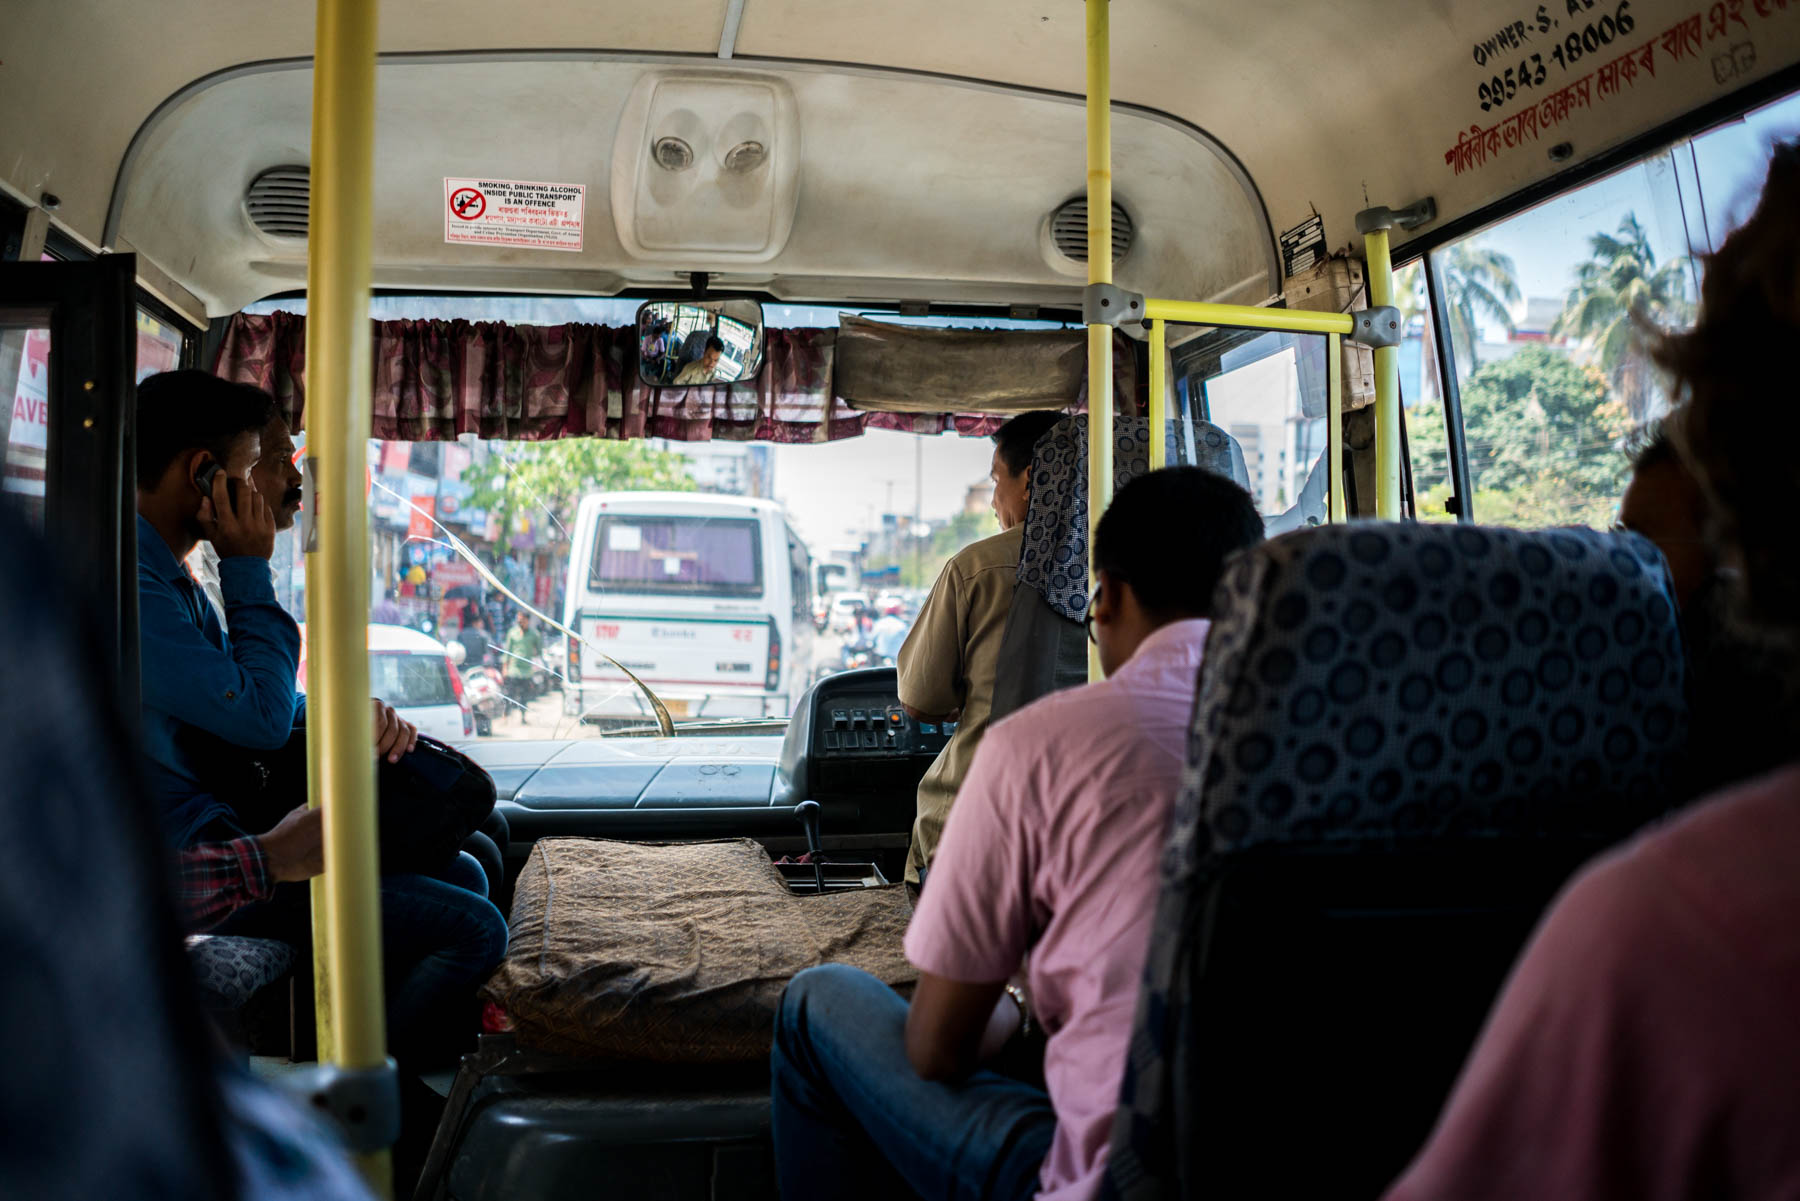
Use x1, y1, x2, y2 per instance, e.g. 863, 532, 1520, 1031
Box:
770, 429, 997, 553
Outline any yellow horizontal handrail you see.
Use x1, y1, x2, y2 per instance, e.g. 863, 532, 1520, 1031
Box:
1142, 298, 1355, 337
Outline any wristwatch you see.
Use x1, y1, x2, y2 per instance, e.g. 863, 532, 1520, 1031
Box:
1004, 983, 1032, 1039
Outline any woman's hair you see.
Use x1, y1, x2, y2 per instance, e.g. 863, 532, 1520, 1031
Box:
1658, 140, 1800, 629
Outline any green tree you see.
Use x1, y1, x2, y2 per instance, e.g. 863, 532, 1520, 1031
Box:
1408, 345, 1630, 528
865, 508, 997, 589
463, 440, 697, 554
1551, 212, 1694, 422
1439, 241, 1523, 373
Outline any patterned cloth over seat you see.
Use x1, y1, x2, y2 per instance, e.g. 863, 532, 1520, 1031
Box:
1106, 522, 1690, 1200
185, 935, 297, 1011
484, 838, 917, 1063
1190, 420, 1251, 492
996, 414, 1195, 720
1015, 415, 1157, 623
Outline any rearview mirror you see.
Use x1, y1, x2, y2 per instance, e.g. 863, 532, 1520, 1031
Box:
636, 298, 765, 389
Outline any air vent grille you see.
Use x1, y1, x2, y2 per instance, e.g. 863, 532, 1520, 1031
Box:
245, 166, 310, 238
1049, 198, 1133, 264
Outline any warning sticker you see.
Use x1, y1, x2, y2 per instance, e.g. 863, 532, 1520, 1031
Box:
444, 177, 585, 252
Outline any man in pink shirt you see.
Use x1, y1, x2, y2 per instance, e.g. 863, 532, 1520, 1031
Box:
771, 468, 1265, 1201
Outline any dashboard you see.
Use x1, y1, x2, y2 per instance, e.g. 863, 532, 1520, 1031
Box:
465, 668, 948, 847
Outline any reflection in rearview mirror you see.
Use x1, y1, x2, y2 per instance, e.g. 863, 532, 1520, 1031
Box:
636, 298, 766, 389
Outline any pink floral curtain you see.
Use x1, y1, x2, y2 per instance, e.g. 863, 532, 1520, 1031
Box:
212, 311, 1136, 443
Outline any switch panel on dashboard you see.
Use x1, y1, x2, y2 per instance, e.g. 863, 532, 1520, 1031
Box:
821, 701, 937, 756
774, 667, 955, 808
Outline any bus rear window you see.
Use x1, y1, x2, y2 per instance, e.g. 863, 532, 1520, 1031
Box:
591, 516, 763, 597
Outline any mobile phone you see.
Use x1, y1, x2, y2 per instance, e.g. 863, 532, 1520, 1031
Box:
193, 460, 243, 506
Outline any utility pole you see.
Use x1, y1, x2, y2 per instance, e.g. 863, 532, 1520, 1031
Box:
913, 438, 923, 587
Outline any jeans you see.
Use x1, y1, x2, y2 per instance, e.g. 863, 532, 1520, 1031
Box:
213, 848, 508, 1062
771, 963, 1055, 1201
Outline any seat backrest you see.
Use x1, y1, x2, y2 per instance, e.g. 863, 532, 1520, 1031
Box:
1107, 522, 1689, 1201
994, 414, 1186, 721
1189, 419, 1251, 492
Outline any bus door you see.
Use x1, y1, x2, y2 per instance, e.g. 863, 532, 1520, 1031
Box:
0, 253, 142, 698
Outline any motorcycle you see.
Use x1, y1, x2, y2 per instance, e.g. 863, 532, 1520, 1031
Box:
460, 665, 507, 737
838, 637, 894, 673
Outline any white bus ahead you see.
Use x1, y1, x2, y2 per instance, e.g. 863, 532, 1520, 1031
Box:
563, 492, 814, 725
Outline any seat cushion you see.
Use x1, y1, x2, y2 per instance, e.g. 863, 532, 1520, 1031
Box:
485, 838, 916, 1063
185, 934, 296, 1010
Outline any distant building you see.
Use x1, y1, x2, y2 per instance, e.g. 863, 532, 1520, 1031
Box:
665, 440, 775, 497
963, 478, 995, 516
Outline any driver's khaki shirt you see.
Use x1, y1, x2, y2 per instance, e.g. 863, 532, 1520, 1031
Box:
897, 523, 1022, 883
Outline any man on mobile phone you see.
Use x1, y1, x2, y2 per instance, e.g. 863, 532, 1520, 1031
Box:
134, 370, 506, 1058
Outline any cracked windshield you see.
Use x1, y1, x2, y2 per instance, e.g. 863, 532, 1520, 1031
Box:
240, 298, 1050, 740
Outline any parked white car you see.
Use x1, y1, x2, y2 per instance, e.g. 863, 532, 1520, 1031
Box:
298, 622, 474, 743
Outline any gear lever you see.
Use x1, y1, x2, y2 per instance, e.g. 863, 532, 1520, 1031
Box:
794, 800, 825, 894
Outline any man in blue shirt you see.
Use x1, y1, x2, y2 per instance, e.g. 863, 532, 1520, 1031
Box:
134, 371, 506, 1063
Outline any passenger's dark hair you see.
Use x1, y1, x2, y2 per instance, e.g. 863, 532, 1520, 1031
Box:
991, 410, 1065, 477
135, 370, 278, 488
1628, 418, 1680, 476
705, 335, 725, 354
1656, 140, 1800, 628
1095, 466, 1264, 619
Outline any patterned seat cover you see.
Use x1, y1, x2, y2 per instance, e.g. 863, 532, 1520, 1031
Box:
1016, 414, 1150, 622
185, 935, 297, 1011
1106, 521, 1690, 1199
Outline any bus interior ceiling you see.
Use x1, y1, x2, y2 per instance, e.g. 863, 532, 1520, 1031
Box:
6, 3, 1800, 1199
5, 1, 1797, 323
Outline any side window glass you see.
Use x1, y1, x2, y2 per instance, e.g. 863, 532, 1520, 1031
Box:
136, 308, 184, 381
1417, 156, 1696, 528
1172, 328, 1332, 534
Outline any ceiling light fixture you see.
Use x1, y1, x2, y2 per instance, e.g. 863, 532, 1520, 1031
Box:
722, 140, 767, 172
653, 136, 695, 171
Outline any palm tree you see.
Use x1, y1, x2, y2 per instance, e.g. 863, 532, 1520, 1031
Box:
1439, 242, 1522, 374
1552, 213, 1694, 422
1394, 263, 1440, 403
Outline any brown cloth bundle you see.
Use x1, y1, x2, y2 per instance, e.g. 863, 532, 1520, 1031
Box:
484, 837, 917, 1062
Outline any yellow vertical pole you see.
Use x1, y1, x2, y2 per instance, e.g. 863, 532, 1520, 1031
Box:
1085, 0, 1113, 682
1328, 332, 1345, 522
1148, 318, 1167, 470
1363, 229, 1402, 519
305, 0, 387, 1189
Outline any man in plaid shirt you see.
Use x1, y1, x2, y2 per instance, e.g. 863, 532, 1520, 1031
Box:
176, 804, 322, 932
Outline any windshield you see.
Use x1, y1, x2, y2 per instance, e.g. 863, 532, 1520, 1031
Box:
231, 295, 1200, 740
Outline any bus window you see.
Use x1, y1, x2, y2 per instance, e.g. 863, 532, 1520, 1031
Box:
1174, 328, 1332, 534
1406, 88, 1800, 528
2, 323, 51, 525
136, 309, 183, 379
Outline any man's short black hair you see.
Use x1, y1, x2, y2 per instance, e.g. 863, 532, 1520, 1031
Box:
705, 335, 725, 354
135, 370, 278, 487
1095, 466, 1264, 619
992, 410, 1065, 476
